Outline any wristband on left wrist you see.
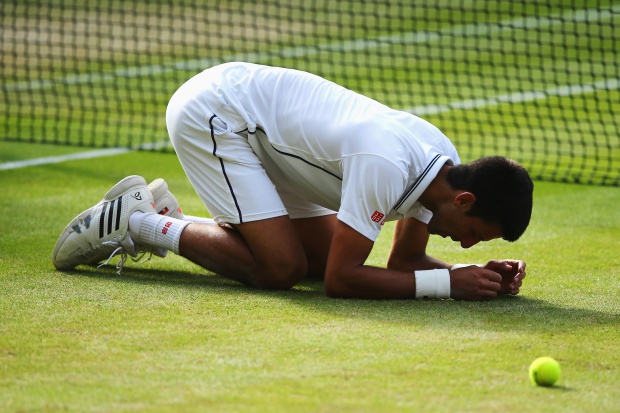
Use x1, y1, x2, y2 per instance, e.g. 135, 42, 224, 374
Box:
414, 269, 450, 299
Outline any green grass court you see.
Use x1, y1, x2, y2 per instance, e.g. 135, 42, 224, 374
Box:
1, 143, 619, 412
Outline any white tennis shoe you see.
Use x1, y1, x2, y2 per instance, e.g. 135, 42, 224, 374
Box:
149, 178, 184, 220
52, 175, 156, 271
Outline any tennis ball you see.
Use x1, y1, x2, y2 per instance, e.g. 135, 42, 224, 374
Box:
529, 357, 561, 387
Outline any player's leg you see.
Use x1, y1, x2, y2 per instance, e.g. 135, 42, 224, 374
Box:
177, 215, 307, 289
290, 214, 337, 279
130, 173, 309, 289
149, 178, 334, 282
140, 182, 335, 284
163, 87, 309, 289
275, 188, 338, 279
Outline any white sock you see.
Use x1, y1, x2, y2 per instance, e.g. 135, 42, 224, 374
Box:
129, 212, 190, 255
183, 215, 217, 225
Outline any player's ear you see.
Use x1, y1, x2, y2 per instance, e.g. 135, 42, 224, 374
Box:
453, 192, 476, 210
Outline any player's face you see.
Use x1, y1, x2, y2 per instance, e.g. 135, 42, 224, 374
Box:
427, 210, 503, 249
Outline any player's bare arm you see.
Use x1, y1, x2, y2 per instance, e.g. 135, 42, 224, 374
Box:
323, 220, 416, 299
387, 218, 522, 300
387, 218, 451, 272
323, 219, 504, 301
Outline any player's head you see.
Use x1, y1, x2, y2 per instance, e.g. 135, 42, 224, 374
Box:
446, 156, 533, 241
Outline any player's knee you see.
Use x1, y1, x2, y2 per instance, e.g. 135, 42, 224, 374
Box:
254, 256, 307, 290
323, 273, 346, 298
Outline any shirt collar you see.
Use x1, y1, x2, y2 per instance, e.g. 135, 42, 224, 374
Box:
394, 154, 451, 215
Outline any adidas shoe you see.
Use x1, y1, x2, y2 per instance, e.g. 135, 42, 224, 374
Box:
52, 175, 156, 271
142, 178, 185, 259
149, 178, 184, 220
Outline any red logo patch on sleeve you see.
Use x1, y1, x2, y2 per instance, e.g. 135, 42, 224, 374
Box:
371, 210, 385, 223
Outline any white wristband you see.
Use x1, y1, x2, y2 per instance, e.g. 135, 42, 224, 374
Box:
451, 263, 483, 270
414, 269, 451, 299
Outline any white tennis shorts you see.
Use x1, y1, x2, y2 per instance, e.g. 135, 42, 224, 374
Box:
165, 71, 334, 225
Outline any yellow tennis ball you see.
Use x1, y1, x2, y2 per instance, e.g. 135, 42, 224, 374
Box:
529, 357, 561, 386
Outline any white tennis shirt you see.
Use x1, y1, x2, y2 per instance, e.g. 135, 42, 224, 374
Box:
198, 62, 460, 241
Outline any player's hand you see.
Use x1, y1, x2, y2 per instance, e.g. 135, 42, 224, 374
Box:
483, 259, 526, 295
449, 266, 502, 301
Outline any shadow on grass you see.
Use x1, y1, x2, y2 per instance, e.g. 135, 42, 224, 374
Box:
63, 265, 618, 334
66, 263, 324, 295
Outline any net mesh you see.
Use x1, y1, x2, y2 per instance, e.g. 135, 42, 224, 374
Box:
2, 1, 618, 185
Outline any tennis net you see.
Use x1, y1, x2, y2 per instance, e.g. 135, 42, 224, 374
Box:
1, 1, 618, 185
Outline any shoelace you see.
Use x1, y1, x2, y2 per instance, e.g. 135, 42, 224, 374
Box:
137, 245, 168, 259
131, 250, 155, 264
98, 241, 158, 274
98, 242, 129, 274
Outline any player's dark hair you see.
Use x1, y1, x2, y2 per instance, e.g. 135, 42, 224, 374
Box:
446, 156, 533, 241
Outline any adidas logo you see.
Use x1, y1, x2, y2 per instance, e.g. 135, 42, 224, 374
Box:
98, 196, 123, 238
